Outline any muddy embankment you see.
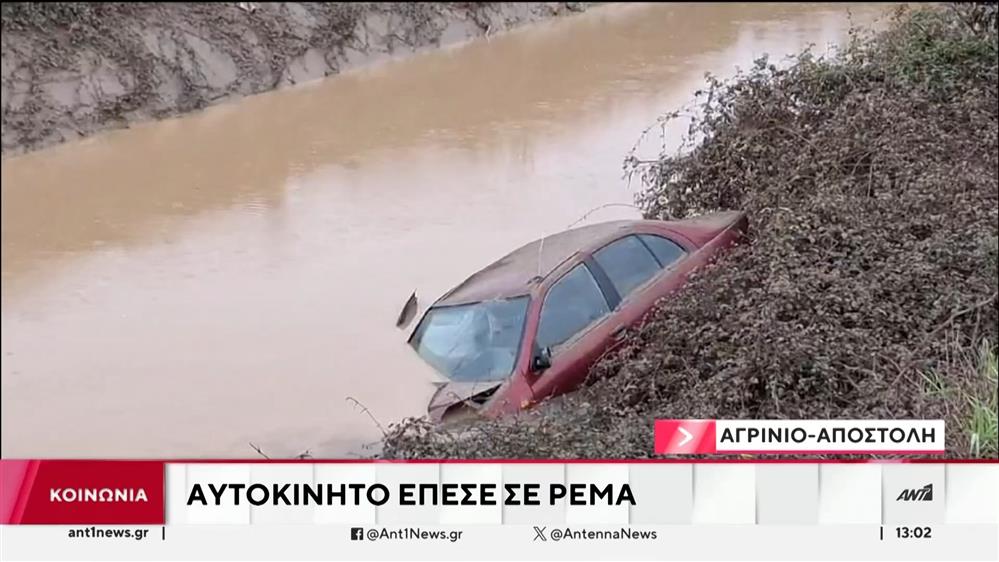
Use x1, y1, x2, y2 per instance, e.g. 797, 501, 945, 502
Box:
0, 2, 587, 155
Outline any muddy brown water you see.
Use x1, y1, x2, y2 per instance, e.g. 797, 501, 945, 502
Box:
1, 4, 890, 458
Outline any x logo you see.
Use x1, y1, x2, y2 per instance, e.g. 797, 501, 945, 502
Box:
533, 526, 547, 542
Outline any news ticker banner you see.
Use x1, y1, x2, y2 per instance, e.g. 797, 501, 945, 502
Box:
1, 460, 997, 561
1, 459, 996, 526
0, 420, 957, 527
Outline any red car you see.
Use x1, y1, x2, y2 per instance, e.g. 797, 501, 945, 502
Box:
408, 210, 748, 423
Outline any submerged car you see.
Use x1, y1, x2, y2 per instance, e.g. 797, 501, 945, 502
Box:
408, 210, 748, 423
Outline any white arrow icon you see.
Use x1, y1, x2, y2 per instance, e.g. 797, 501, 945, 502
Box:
678, 427, 693, 447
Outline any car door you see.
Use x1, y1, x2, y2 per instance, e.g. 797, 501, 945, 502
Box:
527, 234, 690, 403
591, 233, 689, 330
528, 262, 617, 401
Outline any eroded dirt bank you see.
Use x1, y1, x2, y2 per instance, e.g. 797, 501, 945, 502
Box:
0, 2, 587, 155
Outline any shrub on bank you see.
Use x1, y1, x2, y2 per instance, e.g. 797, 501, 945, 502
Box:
382, 5, 998, 459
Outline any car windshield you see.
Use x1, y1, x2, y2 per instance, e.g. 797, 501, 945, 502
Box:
410, 297, 529, 382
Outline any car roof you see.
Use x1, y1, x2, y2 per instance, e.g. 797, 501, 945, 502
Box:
436, 220, 643, 306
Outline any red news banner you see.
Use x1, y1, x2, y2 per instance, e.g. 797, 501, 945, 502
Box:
0, 460, 165, 525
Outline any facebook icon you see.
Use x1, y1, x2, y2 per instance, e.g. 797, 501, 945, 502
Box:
350, 528, 364, 541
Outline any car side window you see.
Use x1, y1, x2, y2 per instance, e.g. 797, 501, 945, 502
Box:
639, 234, 687, 268
593, 235, 661, 299
536, 264, 610, 351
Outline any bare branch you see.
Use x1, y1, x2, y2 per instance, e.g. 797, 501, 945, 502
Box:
346, 396, 387, 436
248, 442, 270, 459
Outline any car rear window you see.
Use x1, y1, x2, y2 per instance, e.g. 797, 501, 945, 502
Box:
593, 235, 661, 299
536, 264, 610, 350
639, 234, 687, 268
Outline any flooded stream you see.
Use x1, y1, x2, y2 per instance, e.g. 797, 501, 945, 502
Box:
1, 3, 889, 458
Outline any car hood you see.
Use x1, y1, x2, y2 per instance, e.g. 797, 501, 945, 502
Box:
428, 380, 502, 422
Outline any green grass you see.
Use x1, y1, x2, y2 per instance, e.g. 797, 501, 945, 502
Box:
966, 341, 998, 458
924, 340, 998, 458
919, 368, 949, 398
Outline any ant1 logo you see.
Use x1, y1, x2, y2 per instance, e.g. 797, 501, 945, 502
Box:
896, 483, 933, 502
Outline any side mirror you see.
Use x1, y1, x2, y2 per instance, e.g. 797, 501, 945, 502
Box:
532, 347, 552, 372
395, 291, 418, 329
